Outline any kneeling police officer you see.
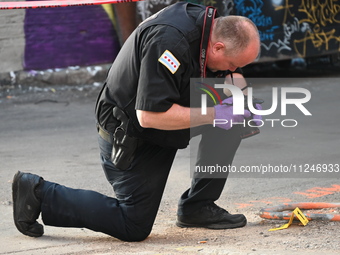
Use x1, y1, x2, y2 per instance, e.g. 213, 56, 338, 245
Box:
12, 2, 261, 241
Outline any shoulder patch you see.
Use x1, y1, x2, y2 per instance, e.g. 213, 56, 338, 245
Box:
158, 50, 180, 74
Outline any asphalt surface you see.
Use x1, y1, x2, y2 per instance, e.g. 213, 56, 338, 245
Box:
0, 66, 340, 254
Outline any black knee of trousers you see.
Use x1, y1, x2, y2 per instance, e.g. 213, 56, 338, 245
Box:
119, 224, 152, 242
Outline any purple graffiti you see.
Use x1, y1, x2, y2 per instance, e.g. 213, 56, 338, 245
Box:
24, 5, 120, 70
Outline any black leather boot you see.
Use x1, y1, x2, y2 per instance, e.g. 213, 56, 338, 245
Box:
177, 202, 247, 229
12, 171, 44, 237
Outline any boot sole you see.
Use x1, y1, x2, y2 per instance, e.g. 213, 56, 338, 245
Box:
176, 219, 247, 229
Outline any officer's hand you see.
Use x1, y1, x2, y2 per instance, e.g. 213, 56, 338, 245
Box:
214, 97, 251, 130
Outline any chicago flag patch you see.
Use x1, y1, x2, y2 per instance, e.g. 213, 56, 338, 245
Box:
158, 50, 180, 74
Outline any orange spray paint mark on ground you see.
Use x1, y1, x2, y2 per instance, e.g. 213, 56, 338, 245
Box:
294, 184, 340, 198
250, 200, 273, 204
234, 185, 340, 209
268, 197, 292, 203
235, 197, 292, 209
235, 203, 254, 208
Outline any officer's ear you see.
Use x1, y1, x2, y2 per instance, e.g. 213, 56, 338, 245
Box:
211, 41, 226, 55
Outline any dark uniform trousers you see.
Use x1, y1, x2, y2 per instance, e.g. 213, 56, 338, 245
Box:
39, 125, 242, 241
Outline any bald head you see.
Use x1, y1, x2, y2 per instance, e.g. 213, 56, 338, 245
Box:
206, 16, 260, 72
211, 15, 260, 58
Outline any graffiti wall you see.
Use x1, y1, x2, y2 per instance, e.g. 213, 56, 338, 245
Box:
0, 4, 120, 73
136, 0, 234, 21
137, 0, 340, 62
234, 0, 340, 61
24, 4, 120, 70
1, 0, 339, 74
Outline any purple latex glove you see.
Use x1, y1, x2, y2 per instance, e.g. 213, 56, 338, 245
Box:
252, 103, 262, 126
214, 97, 251, 130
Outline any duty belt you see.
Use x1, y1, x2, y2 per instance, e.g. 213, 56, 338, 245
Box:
97, 124, 113, 144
